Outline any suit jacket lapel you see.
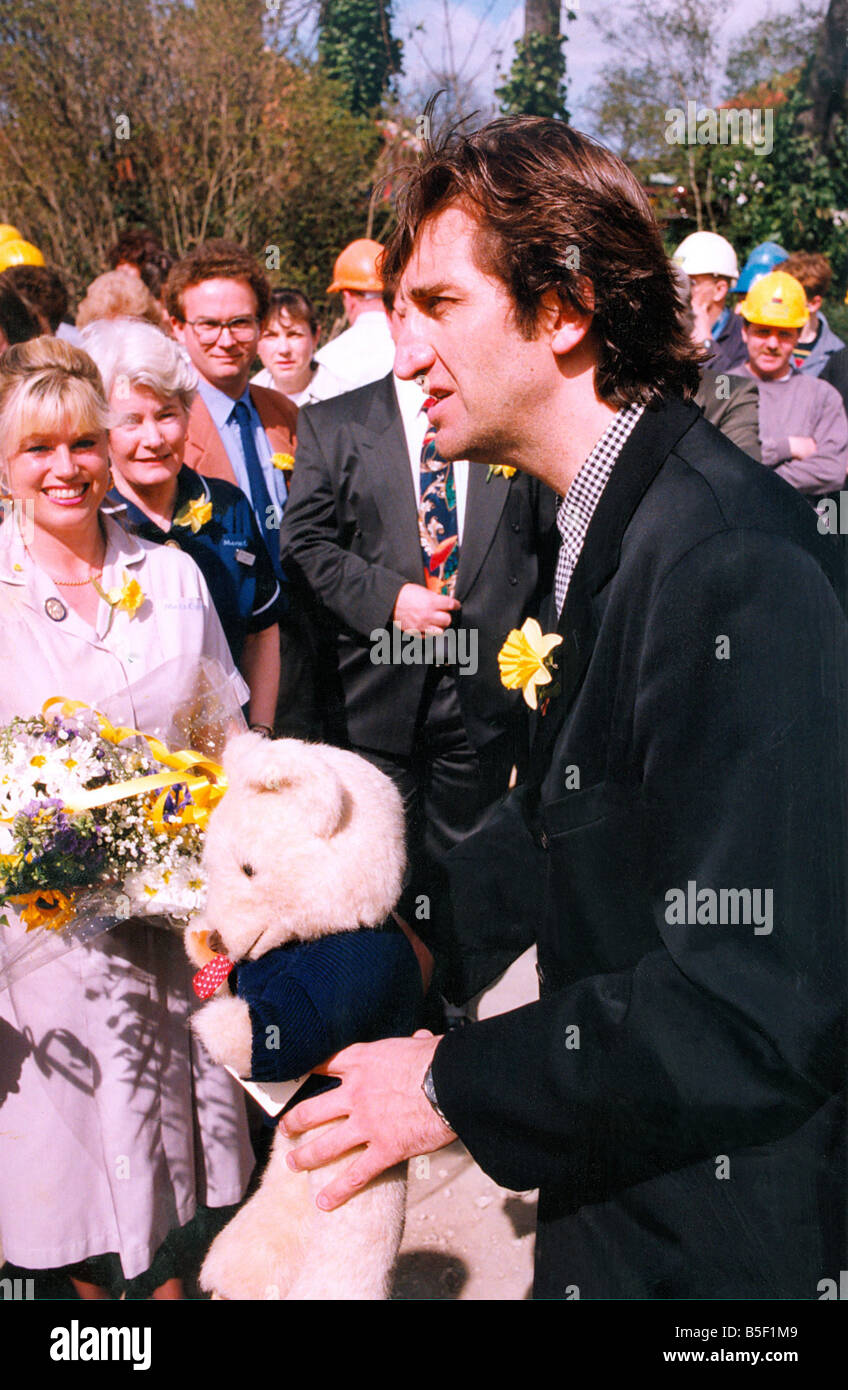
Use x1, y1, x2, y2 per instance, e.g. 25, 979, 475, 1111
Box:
350, 375, 423, 579
529, 398, 702, 781
454, 464, 510, 600
250, 386, 297, 455
184, 397, 239, 488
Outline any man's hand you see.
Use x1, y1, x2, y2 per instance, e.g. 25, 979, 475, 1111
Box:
280, 1032, 456, 1210
393, 582, 460, 634
788, 435, 817, 460
690, 304, 713, 348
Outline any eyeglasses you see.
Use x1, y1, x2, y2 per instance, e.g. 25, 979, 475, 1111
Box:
185, 316, 258, 345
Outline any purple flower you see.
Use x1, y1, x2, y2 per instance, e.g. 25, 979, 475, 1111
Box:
20, 798, 65, 817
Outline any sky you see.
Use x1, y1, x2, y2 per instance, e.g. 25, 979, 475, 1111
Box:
389, 0, 822, 135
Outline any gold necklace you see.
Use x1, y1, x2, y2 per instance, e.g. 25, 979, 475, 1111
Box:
53, 571, 103, 587
22, 541, 103, 587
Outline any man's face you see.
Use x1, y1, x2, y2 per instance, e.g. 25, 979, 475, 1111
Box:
172, 277, 260, 396
689, 273, 729, 318
393, 205, 560, 463
742, 321, 799, 380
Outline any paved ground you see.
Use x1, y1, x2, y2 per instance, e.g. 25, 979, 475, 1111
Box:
392, 948, 539, 1301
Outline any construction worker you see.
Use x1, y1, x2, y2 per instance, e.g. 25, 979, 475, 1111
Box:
734, 241, 788, 295
739, 269, 848, 498
780, 251, 845, 376
673, 231, 746, 372
313, 238, 394, 391
0, 238, 45, 272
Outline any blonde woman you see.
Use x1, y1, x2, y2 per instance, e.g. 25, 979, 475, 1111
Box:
75, 270, 166, 332
0, 338, 254, 1298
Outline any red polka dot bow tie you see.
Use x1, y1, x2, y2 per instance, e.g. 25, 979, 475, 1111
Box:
192, 954, 234, 1000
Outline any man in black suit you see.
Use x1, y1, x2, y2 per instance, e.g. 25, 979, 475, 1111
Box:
281, 119, 847, 1300
280, 346, 556, 972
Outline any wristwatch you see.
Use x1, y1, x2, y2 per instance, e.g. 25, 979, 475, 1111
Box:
249, 723, 273, 738
421, 1062, 451, 1129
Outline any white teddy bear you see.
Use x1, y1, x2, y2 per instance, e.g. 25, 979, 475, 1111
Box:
184, 732, 422, 1301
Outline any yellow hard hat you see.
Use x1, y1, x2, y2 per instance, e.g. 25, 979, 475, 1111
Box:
738, 270, 808, 329
0, 238, 45, 271
327, 239, 384, 294
0, 225, 22, 247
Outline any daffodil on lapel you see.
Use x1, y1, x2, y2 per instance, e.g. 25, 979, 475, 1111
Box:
498, 616, 563, 711
486, 464, 517, 483
92, 570, 147, 629
173, 497, 213, 534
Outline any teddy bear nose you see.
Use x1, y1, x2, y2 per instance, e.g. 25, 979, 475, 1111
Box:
207, 931, 224, 955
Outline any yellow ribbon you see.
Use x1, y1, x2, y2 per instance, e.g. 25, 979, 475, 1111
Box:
39, 698, 226, 830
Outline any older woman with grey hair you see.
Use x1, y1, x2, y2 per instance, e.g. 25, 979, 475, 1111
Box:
82, 318, 284, 734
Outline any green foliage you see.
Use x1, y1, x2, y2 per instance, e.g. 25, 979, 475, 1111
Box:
824, 296, 848, 341
497, 31, 570, 121
318, 0, 402, 116
710, 90, 848, 282
722, 2, 824, 100
0, 0, 382, 304
257, 65, 383, 316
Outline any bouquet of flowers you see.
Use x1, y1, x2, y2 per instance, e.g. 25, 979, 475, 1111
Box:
0, 658, 243, 990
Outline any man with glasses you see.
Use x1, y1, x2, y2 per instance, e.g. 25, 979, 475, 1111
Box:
166, 241, 311, 736
166, 241, 297, 579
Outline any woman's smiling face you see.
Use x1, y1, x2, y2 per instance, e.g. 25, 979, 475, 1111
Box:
5, 415, 110, 538
108, 383, 188, 492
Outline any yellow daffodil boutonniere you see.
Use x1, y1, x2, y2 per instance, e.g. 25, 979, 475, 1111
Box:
173, 497, 213, 534
93, 571, 146, 621
498, 617, 563, 711
271, 452, 295, 474
486, 464, 517, 483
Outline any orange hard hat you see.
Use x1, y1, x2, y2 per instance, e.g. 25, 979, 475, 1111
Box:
327, 239, 384, 294
0, 225, 23, 247
0, 238, 45, 271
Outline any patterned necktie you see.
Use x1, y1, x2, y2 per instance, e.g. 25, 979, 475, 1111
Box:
418, 406, 459, 595
231, 399, 282, 579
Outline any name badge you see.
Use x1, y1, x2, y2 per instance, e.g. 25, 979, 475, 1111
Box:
235, 549, 256, 567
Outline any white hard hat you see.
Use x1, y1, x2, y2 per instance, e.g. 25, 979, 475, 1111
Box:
672, 231, 738, 282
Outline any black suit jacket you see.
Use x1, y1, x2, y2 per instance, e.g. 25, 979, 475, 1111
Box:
280, 373, 557, 756
432, 398, 847, 1299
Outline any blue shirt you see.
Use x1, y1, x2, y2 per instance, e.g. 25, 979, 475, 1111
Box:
711, 306, 731, 339
196, 379, 288, 524
104, 467, 287, 666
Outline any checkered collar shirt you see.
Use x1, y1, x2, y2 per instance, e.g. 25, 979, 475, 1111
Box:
554, 402, 645, 616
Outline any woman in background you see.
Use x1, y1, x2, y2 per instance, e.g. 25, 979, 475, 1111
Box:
253, 287, 345, 406
75, 270, 165, 332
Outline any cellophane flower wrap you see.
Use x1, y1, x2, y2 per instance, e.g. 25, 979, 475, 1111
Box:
0, 657, 246, 990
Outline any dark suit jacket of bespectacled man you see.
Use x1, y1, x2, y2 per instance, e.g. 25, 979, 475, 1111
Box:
280, 117, 848, 1302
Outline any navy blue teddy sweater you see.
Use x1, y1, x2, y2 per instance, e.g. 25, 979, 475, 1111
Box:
229, 922, 423, 1085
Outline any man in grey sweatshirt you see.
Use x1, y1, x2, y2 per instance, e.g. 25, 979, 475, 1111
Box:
740, 271, 848, 497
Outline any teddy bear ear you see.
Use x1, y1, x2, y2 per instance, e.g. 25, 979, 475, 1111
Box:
221, 733, 346, 839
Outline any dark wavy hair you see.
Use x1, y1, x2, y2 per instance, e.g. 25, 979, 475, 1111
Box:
381, 116, 701, 407
267, 287, 319, 337
164, 240, 270, 324
108, 227, 174, 300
